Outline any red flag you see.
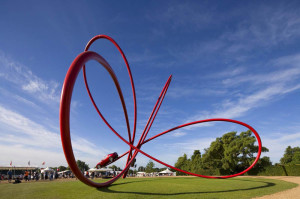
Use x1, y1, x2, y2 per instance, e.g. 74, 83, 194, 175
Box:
10, 161, 12, 166
42, 161, 45, 165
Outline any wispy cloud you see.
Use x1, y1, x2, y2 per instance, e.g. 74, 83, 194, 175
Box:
187, 81, 300, 124
161, 3, 300, 64
0, 52, 60, 104
262, 132, 300, 163
222, 67, 300, 87
170, 131, 187, 138
0, 104, 107, 166
185, 54, 300, 125
221, 4, 300, 52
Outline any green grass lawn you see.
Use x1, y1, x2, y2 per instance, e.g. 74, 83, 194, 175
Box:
0, 177, 297, 199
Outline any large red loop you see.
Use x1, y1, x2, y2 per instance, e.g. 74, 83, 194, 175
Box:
83, 35, 137, 178
60, 35, 262, 188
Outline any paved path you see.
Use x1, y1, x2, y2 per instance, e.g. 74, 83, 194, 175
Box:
253, 176, 300, 199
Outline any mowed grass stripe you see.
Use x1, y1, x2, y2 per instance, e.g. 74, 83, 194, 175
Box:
0, 177, 297, 199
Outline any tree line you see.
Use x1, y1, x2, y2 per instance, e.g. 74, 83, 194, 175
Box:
54, 132, 300, 175
174, 130, 300, 175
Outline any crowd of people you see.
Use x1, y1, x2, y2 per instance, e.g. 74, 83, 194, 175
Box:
0, 169, 75, 184
1, 168, 126, 184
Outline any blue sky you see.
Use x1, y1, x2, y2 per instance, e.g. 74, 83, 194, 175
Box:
0, 1, 300, 169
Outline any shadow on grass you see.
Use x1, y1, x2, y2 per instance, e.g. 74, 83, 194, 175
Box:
97, 178, 276, 196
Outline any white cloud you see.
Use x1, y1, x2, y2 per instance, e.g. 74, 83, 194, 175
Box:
184, 51, 300, 124
185, 82, 300, 126
222, 66, 300, 87
262, 132, 300, 163
0, 52, 60, 104
222, 5, 300, 51
164, 4, 300, 64
0, 144, 66, 167
171, 131, 187, 137
0, 105, 107, 167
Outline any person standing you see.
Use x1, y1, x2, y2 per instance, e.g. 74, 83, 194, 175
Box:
7, 169, 12, 183
24, 170, 29, 181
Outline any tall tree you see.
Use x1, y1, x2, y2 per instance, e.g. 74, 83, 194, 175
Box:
109, 165, 121, 171
280, 146, 300, 165
202, 130, 268, 173
202, 137, 224, 170
138, 166, 145, 172
174, 153, 190, 175
292, 151, 300, 164
145, 160, 155, 173
76, 160, 89, 172
190, 150, 203, 173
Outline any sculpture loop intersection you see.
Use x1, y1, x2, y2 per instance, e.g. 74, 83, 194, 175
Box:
60, 35, 262, 188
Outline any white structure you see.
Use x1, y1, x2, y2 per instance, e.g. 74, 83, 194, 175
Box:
88, 168, 116, 177
88, 168, 113, 172
159, 168, 176, 176
57, 170, 71, 175
41, 167, 54, 173
136, 171, 146, 177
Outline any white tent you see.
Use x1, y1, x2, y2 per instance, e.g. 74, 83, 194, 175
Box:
88, 168, 113, 172
41, 167, 54, 173
159, 168, 176, 176
159, 168, 173, 174
137, 171, 146, 177
58, 170, 71, 175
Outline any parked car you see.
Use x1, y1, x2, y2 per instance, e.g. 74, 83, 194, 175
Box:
96, 152, 118, 168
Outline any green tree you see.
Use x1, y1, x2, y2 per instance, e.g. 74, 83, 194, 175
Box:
174, 153, 190, 175
76, 160, 89, 172
253, 156, 272, 171
138, 166, 145, 172
153, 167, 160, 172
291, 151, 300, 164
190, 150, 203, 173
280, 146, 300, 165
201, 130, 269, 173
109, 165, 121, 171
128, 169, 135, 175
202, 137, 224, 170
145, 160, 155, 173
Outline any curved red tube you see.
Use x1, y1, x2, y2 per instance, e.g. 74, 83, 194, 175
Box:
60, 35, 262, 188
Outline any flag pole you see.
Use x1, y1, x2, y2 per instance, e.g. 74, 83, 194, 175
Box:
10, 161, 14, 180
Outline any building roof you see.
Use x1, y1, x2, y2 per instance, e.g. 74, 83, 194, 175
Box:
159, 168, 174, 174
0, 166, 38, 171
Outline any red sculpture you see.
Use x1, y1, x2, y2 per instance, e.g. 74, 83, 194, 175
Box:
60, 35, 262, 188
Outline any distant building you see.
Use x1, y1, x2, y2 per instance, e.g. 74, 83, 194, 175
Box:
136, 171, 146, 177
0, 166, 39, 178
